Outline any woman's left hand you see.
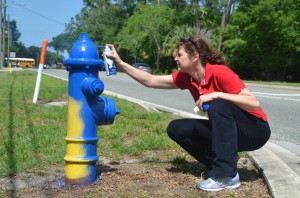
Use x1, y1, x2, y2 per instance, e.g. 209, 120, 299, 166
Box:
195, 92, 220, 111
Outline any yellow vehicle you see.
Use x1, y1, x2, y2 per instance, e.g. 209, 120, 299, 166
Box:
5, 57, 36, 68
56, 63, 62, 69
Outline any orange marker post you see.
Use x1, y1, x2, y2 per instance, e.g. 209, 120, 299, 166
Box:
33, 39, 48, 103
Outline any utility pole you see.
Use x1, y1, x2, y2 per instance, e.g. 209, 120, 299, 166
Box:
7, 14, 9, 65
2, 0, 6, 67
0, 0, 2, 68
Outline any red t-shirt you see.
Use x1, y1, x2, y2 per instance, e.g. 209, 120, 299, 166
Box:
172, 63, 267, 121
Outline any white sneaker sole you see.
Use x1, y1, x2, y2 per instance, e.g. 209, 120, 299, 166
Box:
197, 182, 241, 192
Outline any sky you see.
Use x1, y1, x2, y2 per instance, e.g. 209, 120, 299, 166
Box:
7, 0, 84, 57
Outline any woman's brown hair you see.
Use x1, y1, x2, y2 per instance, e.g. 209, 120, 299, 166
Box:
177, 36, 225, 66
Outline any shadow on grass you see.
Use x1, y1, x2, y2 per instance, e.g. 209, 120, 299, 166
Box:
21, 73, 40, 164
5, 73, 41, 197
7, 73, 17, 197
167, 161, 207, 177
96, 164, 118, 175
167, 161, 260, 182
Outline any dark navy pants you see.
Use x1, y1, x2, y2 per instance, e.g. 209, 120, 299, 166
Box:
167, 99, 271, 177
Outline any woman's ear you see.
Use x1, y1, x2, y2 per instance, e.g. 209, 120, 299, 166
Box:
192, 52, 199, 63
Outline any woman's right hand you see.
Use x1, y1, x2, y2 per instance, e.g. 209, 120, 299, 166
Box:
105, 44, 177, 89
106, 44, 123, 66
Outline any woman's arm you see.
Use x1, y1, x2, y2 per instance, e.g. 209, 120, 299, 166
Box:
106, 44, 178, 89
196, 88, 260, 111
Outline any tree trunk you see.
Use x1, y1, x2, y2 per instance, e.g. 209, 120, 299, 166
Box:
156, 50, 160, 70
193, 0, 201, 29
217, 0, 230, 54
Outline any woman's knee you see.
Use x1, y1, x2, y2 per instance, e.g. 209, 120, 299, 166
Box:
166, 119, 181, 140
167, 119, 195, 141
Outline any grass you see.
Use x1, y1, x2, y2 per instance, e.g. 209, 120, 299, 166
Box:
244, 80, 300, 87
0, 70, 183, 177
0, 69, 274, 197
2, 69, 293, 177
0, 71, 68, 177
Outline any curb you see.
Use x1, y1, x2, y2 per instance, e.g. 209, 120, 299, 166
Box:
103, 90, 207, 119
248, 142, 300, 198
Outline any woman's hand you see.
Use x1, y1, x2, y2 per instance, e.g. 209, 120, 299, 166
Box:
195, 92, 220, 111
106, 44, 123, 66
104, 44, 177, 89
195, 88, 260, 111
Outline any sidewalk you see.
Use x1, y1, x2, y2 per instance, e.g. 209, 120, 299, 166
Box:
103, 90, 300, 198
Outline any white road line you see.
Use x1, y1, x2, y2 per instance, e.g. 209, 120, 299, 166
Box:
256, 95, 300, 102
254, 92, 300, 97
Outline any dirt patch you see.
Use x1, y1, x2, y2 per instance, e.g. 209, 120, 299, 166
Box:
0, 157, 270, 198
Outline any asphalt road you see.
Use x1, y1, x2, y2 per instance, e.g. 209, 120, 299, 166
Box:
43, 69, 300, 158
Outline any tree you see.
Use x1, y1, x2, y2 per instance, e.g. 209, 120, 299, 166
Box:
9, 20, 21, 43
7, 20, 22, 57
49, 33, 74, 53
223, 0, 300, 81
217, 0, 234, 53
80, 0, 126, 44
117, 4, 176, 70
162, 25, 196, 58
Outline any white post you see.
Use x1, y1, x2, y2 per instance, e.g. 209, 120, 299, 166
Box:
33, 39, 48, 103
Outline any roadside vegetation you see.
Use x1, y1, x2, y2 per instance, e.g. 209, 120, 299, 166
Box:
244, 80, 300, 88
51, 0, 299, 82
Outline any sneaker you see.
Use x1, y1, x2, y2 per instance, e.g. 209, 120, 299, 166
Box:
196, 173, 240, 192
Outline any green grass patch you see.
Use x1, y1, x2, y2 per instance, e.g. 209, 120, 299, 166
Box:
0, 70, 271, 178
0, 70, 182, 177
244, 80, 300, 87
0, 71, 68, 177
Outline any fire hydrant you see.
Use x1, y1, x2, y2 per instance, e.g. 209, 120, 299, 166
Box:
63, 32, 120, 186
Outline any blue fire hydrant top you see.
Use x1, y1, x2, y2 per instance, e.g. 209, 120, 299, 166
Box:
64, 32, 104, 68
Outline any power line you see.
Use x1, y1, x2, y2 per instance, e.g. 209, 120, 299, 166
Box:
19, 6, 65, 26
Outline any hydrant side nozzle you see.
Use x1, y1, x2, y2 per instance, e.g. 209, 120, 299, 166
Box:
81, 77, 104, 96
91, 97, 120, 125
104, 97, 120, 124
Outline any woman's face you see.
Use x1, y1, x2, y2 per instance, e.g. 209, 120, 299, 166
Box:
174, 46, 195, 72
